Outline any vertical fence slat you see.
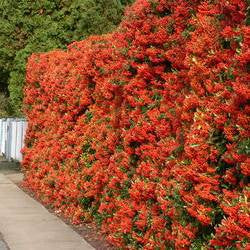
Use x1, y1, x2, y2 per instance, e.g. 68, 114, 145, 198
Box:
11, 120, 16, 160
2, 120, 7, 157
7, 119, 11, 160
0, 118, 27, 161
0, 120, 3, 155
16, 121, 23, 161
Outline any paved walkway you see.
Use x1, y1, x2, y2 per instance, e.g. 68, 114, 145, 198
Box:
0, 173, 94, 250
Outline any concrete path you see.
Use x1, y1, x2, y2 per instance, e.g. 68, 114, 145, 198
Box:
0, 174, 94, 250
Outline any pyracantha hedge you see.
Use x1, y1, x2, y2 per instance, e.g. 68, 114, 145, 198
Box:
23, 0, 250, 249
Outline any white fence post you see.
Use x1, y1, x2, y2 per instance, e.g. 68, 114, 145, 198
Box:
0, 118, 27, 161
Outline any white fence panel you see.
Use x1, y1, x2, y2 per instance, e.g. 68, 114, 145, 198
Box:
0, 118, 27, 161
16, 121, 24, 161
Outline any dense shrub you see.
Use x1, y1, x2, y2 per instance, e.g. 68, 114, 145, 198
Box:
23, 0, 250, 249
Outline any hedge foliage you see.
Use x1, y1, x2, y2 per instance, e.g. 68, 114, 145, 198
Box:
23, 0, 249, 249
0, 0, 134, 115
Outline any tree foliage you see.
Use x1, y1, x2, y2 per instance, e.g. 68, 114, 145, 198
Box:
0, 0, 134, 116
